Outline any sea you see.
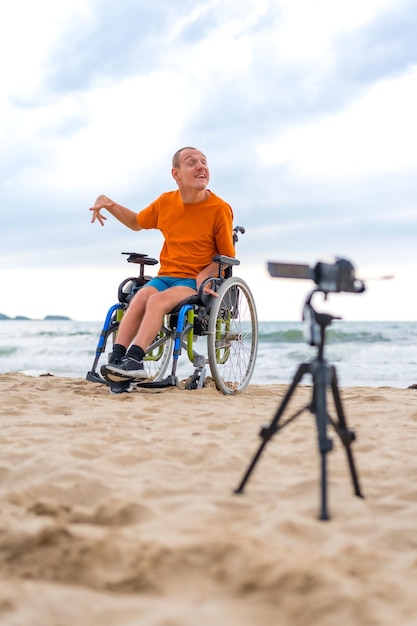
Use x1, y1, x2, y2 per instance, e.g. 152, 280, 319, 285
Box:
1, 319, 416, 388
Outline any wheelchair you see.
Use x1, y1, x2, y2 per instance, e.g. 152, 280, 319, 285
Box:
86, 226, 258, 395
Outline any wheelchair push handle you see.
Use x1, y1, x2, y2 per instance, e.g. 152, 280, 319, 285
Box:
233, 225, 245, 243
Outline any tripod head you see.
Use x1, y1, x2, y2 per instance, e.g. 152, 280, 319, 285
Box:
302, 288, 341, 354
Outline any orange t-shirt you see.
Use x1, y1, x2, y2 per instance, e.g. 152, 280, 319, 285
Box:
137, 190, 235, 278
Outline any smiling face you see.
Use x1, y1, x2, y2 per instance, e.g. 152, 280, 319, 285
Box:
171, 148, 210, 194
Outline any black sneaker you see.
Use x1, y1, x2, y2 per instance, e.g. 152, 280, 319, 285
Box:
109, 380, 134, 394
102, 356, 148, 382
108, 352, 123, 365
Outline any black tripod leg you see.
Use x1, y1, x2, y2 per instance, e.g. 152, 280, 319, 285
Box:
235, 363, 310, 494
329, 366, 364, 499
312, 364, 334, 521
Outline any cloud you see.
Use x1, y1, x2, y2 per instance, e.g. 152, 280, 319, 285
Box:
336, 0, 417, 82
1, 0, 416, 321
43, 0, 180, 91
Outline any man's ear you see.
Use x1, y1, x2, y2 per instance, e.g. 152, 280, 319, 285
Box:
171, 167, 179, 183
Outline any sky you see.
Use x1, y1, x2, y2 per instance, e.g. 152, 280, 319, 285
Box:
1, 0, 416, 322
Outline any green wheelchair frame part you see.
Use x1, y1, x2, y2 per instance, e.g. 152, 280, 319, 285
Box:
145, 316, 172, 363
186, 309, 195, 361
215, 311, 231, 365
145, 334, 166, 362
185, 308, 229, 365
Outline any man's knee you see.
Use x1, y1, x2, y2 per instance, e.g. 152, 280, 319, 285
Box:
146, 290, 166, 311
126, 290, 148, 316
132, 286, 155, 304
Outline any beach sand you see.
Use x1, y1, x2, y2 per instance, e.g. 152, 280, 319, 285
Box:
0, 372, 416, 626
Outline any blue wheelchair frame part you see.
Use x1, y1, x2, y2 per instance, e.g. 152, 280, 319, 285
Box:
172, 305, 193, 360
95, 303, 124, 355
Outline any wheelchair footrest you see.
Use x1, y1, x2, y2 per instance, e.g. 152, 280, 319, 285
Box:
135, 375, 178, 389
86, 371, 107, 384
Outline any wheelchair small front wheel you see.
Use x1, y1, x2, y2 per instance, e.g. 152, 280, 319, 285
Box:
207, 276, 258, 394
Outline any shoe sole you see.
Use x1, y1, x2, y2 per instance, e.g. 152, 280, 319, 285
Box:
101, 364, 149, 382
109, 381, 134, 394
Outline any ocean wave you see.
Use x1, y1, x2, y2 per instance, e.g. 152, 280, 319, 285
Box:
257, 324, 393, 345
1, 319, 416, 388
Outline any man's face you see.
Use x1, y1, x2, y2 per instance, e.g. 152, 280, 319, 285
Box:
172, 149, 210, 191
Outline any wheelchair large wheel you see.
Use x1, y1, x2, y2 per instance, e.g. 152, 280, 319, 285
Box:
94, 314, 173, 383
206, 276, 258, 394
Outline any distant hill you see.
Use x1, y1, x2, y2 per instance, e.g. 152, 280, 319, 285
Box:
43, 315, 72, 321
0, 313, 72, 321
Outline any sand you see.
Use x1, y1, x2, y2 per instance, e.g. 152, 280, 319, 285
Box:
0, 372, 416, 626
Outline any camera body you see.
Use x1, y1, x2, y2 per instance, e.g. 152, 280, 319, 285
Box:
312, 259, 363, 293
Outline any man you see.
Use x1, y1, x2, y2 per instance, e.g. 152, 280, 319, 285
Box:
90, 146, 235, 382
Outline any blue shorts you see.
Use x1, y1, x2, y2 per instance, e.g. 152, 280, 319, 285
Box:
146, 276, 197, 292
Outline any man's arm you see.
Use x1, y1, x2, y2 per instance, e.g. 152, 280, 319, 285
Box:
89, 194, 143, 231
196, 261, 221, 298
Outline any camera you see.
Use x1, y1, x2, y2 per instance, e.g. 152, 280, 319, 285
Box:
268, 257, 365, 347
267, 257, 365, 294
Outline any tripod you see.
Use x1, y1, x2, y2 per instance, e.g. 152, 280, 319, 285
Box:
235, 290, 364, 520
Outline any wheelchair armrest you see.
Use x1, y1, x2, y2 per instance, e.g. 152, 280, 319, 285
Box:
118, 277, 142, 303
198, 277, 222, 306
212, 254, 240, 267
122, 252, 159, 266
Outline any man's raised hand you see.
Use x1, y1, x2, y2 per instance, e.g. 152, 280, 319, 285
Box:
89, 195, 112, 226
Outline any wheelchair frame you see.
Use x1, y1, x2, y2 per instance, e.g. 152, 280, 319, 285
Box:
86, 227, 258, 395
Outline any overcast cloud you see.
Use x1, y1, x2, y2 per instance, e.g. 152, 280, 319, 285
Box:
1, 0, 416, 321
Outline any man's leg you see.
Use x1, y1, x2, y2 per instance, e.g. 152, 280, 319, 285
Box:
105, 285, 197, 381
115, 285, 157, 348
133, 285, 196, 351
106, 286, 158, 365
